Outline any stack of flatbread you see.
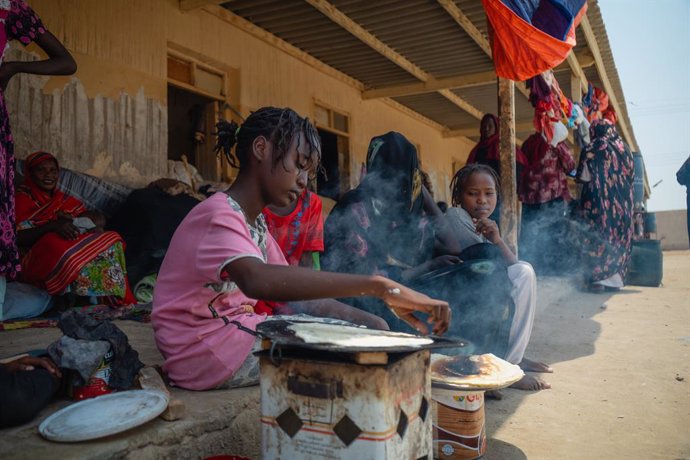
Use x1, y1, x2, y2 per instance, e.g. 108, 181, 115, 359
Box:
430, 353, 524, 390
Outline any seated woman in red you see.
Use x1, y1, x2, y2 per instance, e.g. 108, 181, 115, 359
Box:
15, 151, 135, 305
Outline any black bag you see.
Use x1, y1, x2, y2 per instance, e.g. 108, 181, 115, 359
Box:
410, 243, 515, 358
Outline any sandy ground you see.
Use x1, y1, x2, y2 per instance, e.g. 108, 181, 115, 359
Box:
484, 250, 690, 460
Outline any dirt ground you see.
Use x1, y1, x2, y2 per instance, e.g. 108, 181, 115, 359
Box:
0, 251, 687, 459
483, 250, 690, 459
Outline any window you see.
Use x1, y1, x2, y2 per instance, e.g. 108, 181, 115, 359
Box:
313, 102, 351, 199
167, 51, 227, 102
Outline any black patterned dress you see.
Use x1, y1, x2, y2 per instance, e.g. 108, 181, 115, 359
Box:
578, 119, 634, 286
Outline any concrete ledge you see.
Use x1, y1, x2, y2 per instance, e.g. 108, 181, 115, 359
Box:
0, 322, 261, 460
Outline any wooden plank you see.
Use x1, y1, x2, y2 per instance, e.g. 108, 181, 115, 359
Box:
566, 52, 589, 94
436, 0, 491, 56
570, 72, 583, 104
443, 127, 477, 138
354, 352, 389, 365
201, 3, 469, 130
497, 78, 518, 253
444, 121, 534, 138
305, 0, 484, 120
580, 15, 635, 150
436, 0, 530, 100
363, 70, 496, 99
202, 4, 365, 91
303, 1, 424, 81
179, 0, 227, 12
439, 89, 483, 119
137, 367, 186, 421
380, 98, 448, 133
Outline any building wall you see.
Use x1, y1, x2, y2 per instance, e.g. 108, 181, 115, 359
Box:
6, 0, 475, 200
655, 209, 689, 251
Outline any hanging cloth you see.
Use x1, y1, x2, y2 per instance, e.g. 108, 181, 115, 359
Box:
482, 0, 588, 81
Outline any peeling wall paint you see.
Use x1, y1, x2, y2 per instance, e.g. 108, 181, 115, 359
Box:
5, 48, 167, 187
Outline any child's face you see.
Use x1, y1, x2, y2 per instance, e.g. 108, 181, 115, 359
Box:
457, 172, 497, 219
264, 132, 316, 207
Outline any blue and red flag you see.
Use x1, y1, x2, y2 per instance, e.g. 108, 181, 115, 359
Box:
482, 0, 588, 81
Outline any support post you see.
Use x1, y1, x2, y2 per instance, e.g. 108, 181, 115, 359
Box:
498, 78, 518, 254
570, 72, 583, 199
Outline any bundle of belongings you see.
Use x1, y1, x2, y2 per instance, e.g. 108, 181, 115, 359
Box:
47, 310, 144, 399
107, 178, 204, 291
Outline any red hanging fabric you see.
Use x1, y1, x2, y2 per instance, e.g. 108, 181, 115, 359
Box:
482, 0, 587, 81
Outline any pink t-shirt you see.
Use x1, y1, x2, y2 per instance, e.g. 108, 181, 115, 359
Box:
152, 192, 287, 390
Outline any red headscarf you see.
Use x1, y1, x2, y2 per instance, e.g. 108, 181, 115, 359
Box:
15, 151, 85, 228
466, 114, 528, 167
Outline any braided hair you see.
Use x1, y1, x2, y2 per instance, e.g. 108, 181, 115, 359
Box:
213, 107, 321, 171
450, 163, 501, 207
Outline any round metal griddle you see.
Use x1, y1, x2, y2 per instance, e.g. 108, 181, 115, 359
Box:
255, 319, 470, 354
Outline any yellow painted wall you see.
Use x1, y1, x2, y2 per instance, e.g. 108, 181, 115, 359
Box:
22, 0, 475, 200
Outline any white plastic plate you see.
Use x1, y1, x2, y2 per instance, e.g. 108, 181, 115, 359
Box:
38, 390, 169, 442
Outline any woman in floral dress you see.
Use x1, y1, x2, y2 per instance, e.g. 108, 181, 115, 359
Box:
578, 117, 634, 292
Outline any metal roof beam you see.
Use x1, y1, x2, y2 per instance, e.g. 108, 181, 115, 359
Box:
363, 70, 496, 99
304, 0, 485, 120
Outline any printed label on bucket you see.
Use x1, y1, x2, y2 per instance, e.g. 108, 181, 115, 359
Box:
432, 389, 483, 411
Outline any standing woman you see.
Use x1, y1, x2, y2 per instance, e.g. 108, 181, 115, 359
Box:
518, 133, 575, 274
578, 112, 634, 292
465, 114, 528, 220
0, 0, 76, 309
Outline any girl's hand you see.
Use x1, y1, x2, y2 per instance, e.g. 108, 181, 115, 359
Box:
5, 356, 62, 378
474, 217, 501, 244
380, 281, 450, 335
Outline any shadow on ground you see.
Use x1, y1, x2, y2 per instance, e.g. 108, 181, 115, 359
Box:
484, 274, 617, 441
485, 438, 528, 459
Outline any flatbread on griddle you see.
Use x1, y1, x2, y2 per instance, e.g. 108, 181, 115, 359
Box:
287, 322, 434, 348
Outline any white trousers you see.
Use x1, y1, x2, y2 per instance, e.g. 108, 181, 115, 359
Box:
504, 262, 537, 365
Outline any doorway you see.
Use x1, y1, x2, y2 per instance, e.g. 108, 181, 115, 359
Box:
167, 85, 218, 181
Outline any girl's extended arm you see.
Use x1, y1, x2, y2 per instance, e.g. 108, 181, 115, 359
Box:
224, 257, 450, 335
0, 31, 77, 90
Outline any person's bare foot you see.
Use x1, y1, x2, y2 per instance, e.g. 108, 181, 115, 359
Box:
485, 389, 503, 400
519, 357, 553, 373
510, 374, 551, 391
